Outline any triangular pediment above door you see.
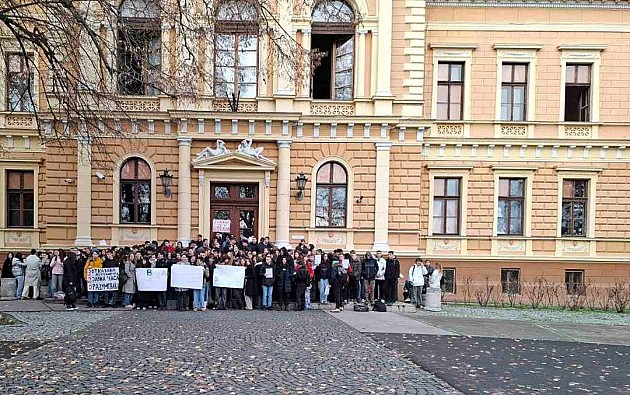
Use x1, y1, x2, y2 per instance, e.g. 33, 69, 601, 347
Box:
192, 151, 277, 171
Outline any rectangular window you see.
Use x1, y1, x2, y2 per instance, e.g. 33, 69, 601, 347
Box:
7, 170, 35, 228
311, 34, 354, 100
565, 64, 591, 122
500, 63, 528, 121
501, 268, 521, 294
562, 179, 587, 237
436, 62, 464, 120
6, 53, 35, 111
215, 33, 258, 99
565, 270, 585, 295
442, 268, 456, 294
497, 178, 525, 236
433, 178, 460, 235
118, 26, 162, 96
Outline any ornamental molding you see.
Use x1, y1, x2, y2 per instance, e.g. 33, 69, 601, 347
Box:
212, 100, 258, 113
118, 98, 160, 112
500, 124, 528, 137
427, 1, 630, 9
5, 115, 34, 127
562, 125, 592, 138
434, 124, 464, 137
310, 102, 355, 116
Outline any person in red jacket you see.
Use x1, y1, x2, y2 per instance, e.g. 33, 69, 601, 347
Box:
161, 239, 175, 254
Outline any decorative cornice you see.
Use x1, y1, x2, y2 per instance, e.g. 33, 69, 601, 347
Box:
492, 43, 544, 50
427, 1, 630, 9
429, 43, 478, 50
558, 44, 608, 51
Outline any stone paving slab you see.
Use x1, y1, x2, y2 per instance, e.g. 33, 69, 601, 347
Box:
0, 311, 119, 341
0, 311, 461, 394
369, 333, 630, 395
329, 310, 455, 335
405, 315, 630, 346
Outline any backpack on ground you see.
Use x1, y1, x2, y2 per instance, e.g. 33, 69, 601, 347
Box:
373, 300, 387, 312
353, 303, 369, 312
64, 284, 78, 304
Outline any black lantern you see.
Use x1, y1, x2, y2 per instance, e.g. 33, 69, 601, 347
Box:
159, 169, 173, 197
296, 172, 307, 201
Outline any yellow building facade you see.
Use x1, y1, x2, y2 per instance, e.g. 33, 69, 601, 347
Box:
1, 0, 629, 300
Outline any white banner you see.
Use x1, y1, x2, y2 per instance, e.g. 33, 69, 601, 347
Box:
213, 265, 246, 289
87, 268, 119, 292
170, 264, 204, 289
212, 219, 231, 232
136, 268, 168, 292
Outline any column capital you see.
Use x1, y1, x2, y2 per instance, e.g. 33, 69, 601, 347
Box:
277, 140, 293, 149
375, 141, 392, 151
358, 29, 367, 35
177, 136, 193, 146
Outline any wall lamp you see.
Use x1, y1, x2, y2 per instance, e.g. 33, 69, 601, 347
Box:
159, 169, 173, 198
295, 172, 307, 201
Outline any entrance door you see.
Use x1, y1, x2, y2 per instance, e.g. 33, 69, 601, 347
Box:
210, 183, 259, 238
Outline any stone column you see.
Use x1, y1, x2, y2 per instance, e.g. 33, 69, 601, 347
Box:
177, 137, 192, 246
372, 142, 392, 251
75, 136, 93, 246
300, 29, 311, 98
275, 140, 292, 248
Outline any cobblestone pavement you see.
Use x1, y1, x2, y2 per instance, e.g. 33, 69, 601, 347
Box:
369, 333, 630, 395
0, 311, 460, 394
0, 311, 119, 341
421, 305, 630, 326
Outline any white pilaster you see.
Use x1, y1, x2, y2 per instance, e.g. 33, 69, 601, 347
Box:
372, 141, 392, 251
75, 136, 93, 246
275, 140, 292, 248
177, 137, 192, 246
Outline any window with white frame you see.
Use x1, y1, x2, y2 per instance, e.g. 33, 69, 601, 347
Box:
564, 64, 591, 122
437, 62, 464, 121
500, 63, 528, 122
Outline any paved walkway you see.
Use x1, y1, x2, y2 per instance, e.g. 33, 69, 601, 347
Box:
0, 310, 460, 394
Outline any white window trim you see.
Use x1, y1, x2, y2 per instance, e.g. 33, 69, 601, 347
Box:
0, 164, 39, 229
112, 154, 157, 226
427, 166, 471, 237
493, 44, 541, 123
429, 44, 476, 127
555, 169, 599, 239
309, 156, 354, 229
558, 45, 604, 123
0, 48, 40, 112
491, 168, 535, 238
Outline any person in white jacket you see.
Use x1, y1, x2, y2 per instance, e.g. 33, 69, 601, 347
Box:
408, 258, 428, 307
22, 249, 42, 299
374, 251, 387, 301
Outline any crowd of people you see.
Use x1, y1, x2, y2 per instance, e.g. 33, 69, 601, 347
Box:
1, 234, 444, 312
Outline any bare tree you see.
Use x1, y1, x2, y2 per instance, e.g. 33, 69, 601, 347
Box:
0, 0, 360, 155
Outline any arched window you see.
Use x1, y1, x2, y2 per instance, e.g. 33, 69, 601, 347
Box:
118, 0, 161, 96
315, 161, 347, 227
214, 0, 259, 99
311, 0, 355, 100
120, 158, 151, 223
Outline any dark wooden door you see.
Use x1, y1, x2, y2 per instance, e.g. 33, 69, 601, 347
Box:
210, 183, 258, 238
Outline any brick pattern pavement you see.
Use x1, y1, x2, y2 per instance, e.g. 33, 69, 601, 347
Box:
0, 311, 460, 394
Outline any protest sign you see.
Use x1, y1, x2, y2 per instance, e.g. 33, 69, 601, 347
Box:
136, 268, 168, 292
212, 219, 231, 233
213, 265, 246, 289
170, 265, 204, 289
87, 268, 119, 292
314, 255, 322, 267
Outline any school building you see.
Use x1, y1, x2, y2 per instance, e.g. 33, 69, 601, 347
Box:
1, 0, 629, 300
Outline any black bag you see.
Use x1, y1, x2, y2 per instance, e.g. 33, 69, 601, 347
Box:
373, 300, 387, 312
119, 268, 129, 285
353, 303, 369, 312
64, 284, 78, 304
41, 265, 52, 281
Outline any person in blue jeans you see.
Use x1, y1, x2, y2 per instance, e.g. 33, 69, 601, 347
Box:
317, 255, 331, 304
260, 255, 275, 310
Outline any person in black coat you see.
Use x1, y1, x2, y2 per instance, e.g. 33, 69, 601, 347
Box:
63, 251, 79, 310
2, 252, 14, 278
385, 251, 401, 304
244, 259, 256, 310
294, 260, 310, 311
275, 256, 294, 310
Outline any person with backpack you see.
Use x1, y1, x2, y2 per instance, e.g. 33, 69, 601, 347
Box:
408, 258, 428, 308
294, 260, 310, 311
385, 251, 401, 305
362, 252, 377, 305
11, 252, 26, 299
